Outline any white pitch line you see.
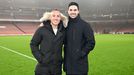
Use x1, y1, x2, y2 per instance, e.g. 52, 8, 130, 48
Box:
0, 45, 37, 61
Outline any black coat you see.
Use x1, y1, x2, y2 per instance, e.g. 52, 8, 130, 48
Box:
30, 20, 65, 73
64, 15, 95, 74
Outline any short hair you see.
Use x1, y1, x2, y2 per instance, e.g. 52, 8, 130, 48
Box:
50, 9, 61, 16
51, 9, 60, 12
50, 9, 61, 19
68, 2, 79, 10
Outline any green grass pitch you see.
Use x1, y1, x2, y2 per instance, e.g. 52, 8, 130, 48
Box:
0, 34, 134, 75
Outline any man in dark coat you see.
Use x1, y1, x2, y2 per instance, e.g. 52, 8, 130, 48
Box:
30, 9, 68, 75
63, 2, 95, 75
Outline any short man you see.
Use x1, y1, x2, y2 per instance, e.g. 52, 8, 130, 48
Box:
30, 9, 67, 75
64, 2, 96, 75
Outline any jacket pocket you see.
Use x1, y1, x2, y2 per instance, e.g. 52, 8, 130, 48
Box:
41, 52, 53, 65
73, 49, 82, 60
74, 49, 87, 60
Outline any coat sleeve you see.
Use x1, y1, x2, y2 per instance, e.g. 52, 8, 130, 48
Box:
30, 28, 42, 63
81, 23, 95, 57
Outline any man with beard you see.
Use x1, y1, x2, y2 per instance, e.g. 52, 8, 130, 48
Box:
63, 2, 95, 75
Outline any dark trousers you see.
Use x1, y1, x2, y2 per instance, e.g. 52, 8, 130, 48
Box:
66, 73, 88, 75
35, 63, 62, 75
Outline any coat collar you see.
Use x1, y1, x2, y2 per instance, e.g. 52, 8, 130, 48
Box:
68, 14, 81, 23
43, 20, 64, 35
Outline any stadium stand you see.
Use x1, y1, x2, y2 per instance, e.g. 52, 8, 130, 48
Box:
14, 22, 39, 34
0, 22, 23, 35
0, 21, 39, 35
0, 0, 134, 35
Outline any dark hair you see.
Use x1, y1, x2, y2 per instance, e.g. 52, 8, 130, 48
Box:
68, 2, 79, 10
